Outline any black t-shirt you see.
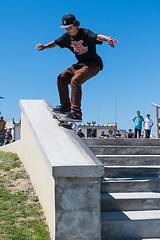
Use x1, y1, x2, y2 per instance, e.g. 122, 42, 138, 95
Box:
88, 133, 96, 138
115, 134, 121, 137
55, 28, 103, 70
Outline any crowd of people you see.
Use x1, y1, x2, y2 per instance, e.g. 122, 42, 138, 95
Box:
76, 111, 156, 139
99, 129, 123, 138
77, 128, 124, 139
0, 116, 12, 146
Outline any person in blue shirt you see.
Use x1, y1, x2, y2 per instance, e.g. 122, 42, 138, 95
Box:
132, 111, 144, 138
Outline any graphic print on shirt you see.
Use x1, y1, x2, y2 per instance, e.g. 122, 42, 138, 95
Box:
71, 40, 88, 55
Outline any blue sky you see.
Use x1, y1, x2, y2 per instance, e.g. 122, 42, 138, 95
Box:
0, 0, 160, 135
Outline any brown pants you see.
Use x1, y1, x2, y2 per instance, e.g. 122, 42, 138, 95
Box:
57, 65, 100, 116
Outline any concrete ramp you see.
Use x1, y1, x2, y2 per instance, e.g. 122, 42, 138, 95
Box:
2, 99, 104, 240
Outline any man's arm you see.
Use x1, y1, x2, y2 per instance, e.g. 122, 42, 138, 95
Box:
143, 119, 145, 128
3, 121, 6, 129
150, 120, 154, 128
97, 34, 119, 48
35, 41, 57, 51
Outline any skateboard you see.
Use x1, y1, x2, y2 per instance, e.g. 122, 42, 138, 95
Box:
52, 110, 82, 126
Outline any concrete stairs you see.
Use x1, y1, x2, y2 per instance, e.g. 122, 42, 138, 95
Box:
83, 138, 160, 240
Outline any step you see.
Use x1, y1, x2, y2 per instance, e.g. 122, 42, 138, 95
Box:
136, 239, 160, 240
102, 238, 160, 240
137, 239, 160, 240
90, 146, 160, 155
101, 210, 160, 240
97, 155, 160, 166
104, 166, 160, 178
101, 177, 160, 193
101, 192, 160, 211
105, 238, 160, 240
84, 138, 160, 146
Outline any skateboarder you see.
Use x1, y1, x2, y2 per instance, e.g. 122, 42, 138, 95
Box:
36, 14, 119, 120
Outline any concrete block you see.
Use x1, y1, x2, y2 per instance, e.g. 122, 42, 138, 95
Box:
19, 100, 104, 178
2, 99, 104, 240
55, 177, 101, 240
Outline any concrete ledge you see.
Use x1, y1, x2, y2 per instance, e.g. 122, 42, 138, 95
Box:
1, 99, 103, 240
20, 100, 104, 177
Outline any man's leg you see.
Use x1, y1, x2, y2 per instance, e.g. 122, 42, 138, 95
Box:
146, 130, 150, 138
57, 67, 74, 108
145, 130, 147, 138
138, 129, 141, 138
135, 128, 138, 138
148, 130, 151, 138
70, 65, 100, 116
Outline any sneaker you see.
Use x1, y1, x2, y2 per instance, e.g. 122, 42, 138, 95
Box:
53, 104, 70, 113
67, 111, 82, 121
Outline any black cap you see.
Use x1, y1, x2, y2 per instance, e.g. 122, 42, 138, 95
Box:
60, 14, 76, 29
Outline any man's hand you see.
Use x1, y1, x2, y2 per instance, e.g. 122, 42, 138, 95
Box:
35, 41, 57, 51
35, 44, 46, 51
108, 37, 119, 48
97, 35, 119, 48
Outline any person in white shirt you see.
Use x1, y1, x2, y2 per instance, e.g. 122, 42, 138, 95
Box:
108, 129, 114, 138
143, 114, 154, 138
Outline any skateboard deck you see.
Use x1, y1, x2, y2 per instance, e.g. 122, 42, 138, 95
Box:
52, 110, 82, 126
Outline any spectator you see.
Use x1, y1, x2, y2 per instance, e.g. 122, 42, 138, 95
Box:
88, 130, 96, 138
0, 130, 5, 146
114, 130, 123, 138
105, 133, 109, 138
70, 122, 78, 132
108, 129, 114, 138
132, 111, 144, 138
99, 131, 106, 138
77, 128, 85, 138
0, 116, 6, 132
143, 114, 154, 138
127, 129, 134, 138
4, 130, 12, 145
